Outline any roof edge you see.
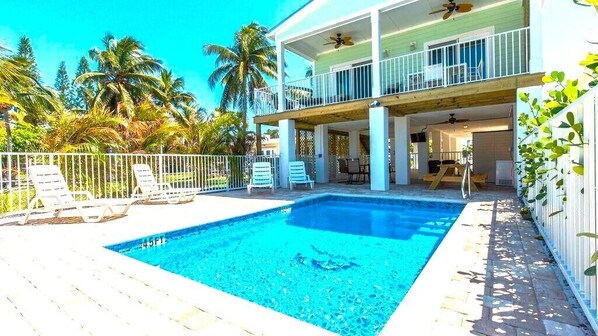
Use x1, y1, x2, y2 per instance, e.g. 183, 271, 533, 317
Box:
267, 0, 318, 39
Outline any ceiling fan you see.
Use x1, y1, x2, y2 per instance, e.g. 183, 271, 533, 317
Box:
324, 33, 354, 49
429, 0, 473, 20
435, 113, 469, 125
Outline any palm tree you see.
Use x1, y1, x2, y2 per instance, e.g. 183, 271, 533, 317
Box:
265, 128, 279, 139
43, 107, 125, 153
204, 22, 277, 126
123, 99, 180, 153
152, 70, 195, 119
0, 45, 59, 151
75, 34, 163, 119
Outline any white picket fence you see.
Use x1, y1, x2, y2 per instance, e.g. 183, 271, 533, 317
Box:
518, 87, 598, 330
0, 153, 280, 217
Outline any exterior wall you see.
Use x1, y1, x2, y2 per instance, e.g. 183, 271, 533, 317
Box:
314, 0, 525, 75
472, 130, 513, 183
537, 1, 598, 82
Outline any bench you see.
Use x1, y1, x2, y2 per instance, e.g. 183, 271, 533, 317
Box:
423, 173, 488, 184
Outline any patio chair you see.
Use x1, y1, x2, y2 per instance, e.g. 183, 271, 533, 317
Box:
347, 159, 366, 184
247, 162, 275, 195
131, 164, 198, 204
19, 165, 135, 224
288, 161, 314, 190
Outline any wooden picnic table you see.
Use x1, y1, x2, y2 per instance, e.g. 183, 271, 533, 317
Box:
426, 163, 483, 191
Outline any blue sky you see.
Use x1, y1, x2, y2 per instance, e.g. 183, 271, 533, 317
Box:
0, 0, 310, 123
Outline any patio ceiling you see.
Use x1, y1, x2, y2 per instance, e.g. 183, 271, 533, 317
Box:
327, 103, 514, 140
285, 0, 507, 59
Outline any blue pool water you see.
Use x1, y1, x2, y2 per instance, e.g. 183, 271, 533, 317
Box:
109, 195, 464, 335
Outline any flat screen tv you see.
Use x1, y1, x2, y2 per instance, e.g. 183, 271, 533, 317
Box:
410, 132, 427, 143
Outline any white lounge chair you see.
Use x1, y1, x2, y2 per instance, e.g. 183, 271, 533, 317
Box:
131, 164, 198, 204
247, 162, 275, 195
289, 161, 314, 190
20, 165, 135, 224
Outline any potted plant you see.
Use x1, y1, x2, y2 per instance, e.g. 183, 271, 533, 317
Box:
520, 206, 533, 220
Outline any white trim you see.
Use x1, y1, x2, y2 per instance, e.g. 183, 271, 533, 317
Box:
423, 27, 495, 50
268, 0, 325, 39
329, 56, 372, 72
276, 0, 417, 45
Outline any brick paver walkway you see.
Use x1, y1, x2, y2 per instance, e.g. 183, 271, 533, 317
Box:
0, 183, 594, 335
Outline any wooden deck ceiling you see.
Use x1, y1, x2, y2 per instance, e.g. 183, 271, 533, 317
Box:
254, 73, 544, 129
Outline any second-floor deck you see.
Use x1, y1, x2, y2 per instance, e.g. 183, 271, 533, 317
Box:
255, 28, 538, 124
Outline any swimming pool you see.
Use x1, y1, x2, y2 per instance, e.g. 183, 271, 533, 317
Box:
108, 195, 465, 335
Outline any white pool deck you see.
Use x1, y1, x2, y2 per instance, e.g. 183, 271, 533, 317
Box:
0, 183, 594, 335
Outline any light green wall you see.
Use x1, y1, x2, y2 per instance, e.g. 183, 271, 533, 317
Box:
314, 1, 525, 74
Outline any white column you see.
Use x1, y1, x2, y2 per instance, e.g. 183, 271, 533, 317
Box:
369, 107, 389, 190
315, 125, 329, 183
394, 116, 410, 185
529, 0, 544, 73
416, 142, 429, 179
515, 86, 542, 195
431, 130, 441, 159
349, 131, 360, 158
371, 9, 382, 98
276, 41, 286, 112
279, 119, 295, 188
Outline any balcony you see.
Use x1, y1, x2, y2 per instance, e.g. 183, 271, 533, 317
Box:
255, 27, 530, 117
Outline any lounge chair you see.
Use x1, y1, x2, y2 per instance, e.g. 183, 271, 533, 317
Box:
247, 162, 275, 195
19, 165, 135, 224
288, 161, 314, 190
131, 164, 198, 204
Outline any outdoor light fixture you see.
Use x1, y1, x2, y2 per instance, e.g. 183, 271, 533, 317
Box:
368, 100, 381, 108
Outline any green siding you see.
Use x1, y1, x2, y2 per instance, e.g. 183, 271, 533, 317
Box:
314, 1, 525, 75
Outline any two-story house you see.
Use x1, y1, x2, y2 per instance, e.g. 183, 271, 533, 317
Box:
253, 0, 596, 191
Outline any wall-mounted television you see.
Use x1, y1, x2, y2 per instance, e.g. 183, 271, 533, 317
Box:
410, 132, 427, 143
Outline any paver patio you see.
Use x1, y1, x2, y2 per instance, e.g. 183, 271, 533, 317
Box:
0, 183, 594, 335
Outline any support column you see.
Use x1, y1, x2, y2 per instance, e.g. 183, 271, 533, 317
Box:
529, 0, 544, 73
416, 142, 429, 178
279, 119, 295, 188
276, 41, 286, 112
394, 116, 410, 185
255, 124, 262, 155
369, 107, 389, 191
431, 130, 441, 160
515, 86, 542, 195
315, 125, 329, 183
349, 130, 360, 158
371, 9, 382, 98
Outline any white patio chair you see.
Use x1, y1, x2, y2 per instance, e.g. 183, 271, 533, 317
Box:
20, 165, 135, 224
247, 162, 275, 195
131, 164, 198, 204
289, 161, 314, 190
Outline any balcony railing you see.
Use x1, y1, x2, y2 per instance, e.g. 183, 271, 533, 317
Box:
254, 27, 530, 117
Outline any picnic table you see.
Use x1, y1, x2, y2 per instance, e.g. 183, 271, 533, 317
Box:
424, 163, 487, 191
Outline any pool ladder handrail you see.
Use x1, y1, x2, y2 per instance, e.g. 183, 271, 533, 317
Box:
461, 158, 471, 200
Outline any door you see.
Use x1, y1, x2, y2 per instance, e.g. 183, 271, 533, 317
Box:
352, 61, 372, 100
460, 38, 486, 80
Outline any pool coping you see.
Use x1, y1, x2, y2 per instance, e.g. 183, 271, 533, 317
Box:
105, 193, 471, 335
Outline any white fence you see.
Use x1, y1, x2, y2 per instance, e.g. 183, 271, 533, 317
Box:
429, 151, 466, 163
0, 153, 280, 217
518, 87, 598, 330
